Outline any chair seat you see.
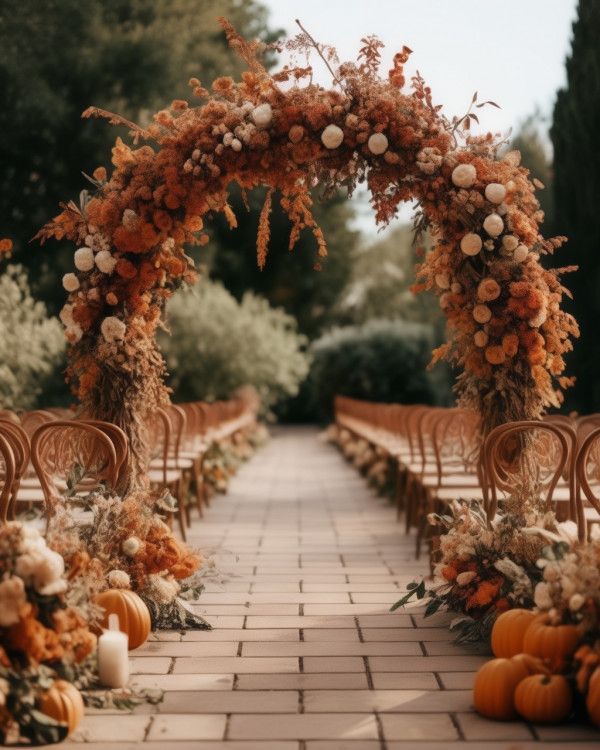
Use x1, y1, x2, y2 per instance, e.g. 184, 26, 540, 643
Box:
150, 457, 193, 471
421, 473, 480, 488
148, 468, 181, 485
434, 486, 485, 502
15, 487, 46, 503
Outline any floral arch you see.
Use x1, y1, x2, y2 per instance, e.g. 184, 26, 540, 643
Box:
37, 19, 578, 488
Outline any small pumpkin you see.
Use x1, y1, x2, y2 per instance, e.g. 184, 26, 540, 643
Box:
96, 589, 151, 650
491, 608, 537, 658
39, 680, 84, 735
587, 667, 600, 728
522, 614, 580, 671
473, 654, 544, 720
514, 674, 572, 723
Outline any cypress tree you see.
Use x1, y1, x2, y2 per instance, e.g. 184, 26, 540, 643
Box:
552, 0, 600, 412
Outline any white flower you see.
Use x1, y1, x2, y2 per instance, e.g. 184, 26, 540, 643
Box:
513, 244, 529, 263
122, 209, 138, 228
485, 182, 507, 204
460, 233, 482, 256
122, 536, 141, 557
501, 235, 519, 253
569, 593, 585, 612
62, 273, 80, 292
74, 247, 94, 272
533, 581, 553, 610
452, 163, 477, 188
251, 103, 273, 128
95, 249, 117, 274
483, 213, 504, 237
65, 324, 83, 343
435, 273, 450, 289
100, 316, 126, 343
107, 569, 131, 589
456, 571, 476, 586
0, 576, 26, 626
59, 304, 75, 326
321, 124, 344, 150
15, 546, 65, 593
367, 133, 388, 155
146, 574, 179, 604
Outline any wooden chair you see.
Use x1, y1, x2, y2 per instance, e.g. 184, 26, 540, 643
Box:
147, 408, 188, 540
575, 425, 600, 541
0, 432, 16, 523
30, 420, 118, 517
0, 420, 30, 519
483, 421, 576, 527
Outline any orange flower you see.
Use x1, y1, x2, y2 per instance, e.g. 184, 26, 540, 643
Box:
485, 345, 506, 365
116, 259, 137, 280
466, 578, 502, 609
441, 565, 457, 581
477, 278, 501, 302
0, 238, 13, 253
501, 334, 519, 357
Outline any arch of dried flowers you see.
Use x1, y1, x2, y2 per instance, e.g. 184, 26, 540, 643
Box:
37, 20, 578, 489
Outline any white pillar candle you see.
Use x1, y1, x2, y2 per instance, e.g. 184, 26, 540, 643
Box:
98, 613, 129, 688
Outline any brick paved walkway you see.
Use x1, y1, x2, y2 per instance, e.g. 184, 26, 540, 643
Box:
69, 427, 598, 749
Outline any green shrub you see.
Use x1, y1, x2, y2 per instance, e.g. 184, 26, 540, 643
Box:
306, 319, 449, 421
0, 265, 65, 410
160, 279, 310, 414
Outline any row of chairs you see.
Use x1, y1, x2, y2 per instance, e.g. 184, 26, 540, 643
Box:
0, 396, 258, 539
334, 396, 600, 555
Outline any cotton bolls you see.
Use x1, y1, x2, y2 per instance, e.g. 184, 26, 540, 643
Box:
62, 273, 80, 292
513, 244, 529, 263
321, 124, 344, 149
74, 247, 94, 272
484, 183, 506, 204
101, 316, 126, 343
452, 163, 477, 188
367, 132, 388, 155
251, 103, 272, 128
95, 250, 117, 274
483, 213, 504, 237
460, 233, 482, 256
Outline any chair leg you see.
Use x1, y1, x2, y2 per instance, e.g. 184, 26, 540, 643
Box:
192, 458, 204, 517
172, 480, 187, 542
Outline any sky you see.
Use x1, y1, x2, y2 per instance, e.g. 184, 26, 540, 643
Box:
262, 0, 579, 236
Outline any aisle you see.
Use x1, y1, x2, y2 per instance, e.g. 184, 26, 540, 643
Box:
70, 427, 597, 749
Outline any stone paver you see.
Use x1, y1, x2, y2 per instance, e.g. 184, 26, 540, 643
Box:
71, 426, 599, 747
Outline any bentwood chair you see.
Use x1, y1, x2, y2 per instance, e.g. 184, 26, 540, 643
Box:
575, 425, 600, 540
147, 408, 188, 540
0, 432, 16, 523
483, 421, 578, 530
30, 420, 118, 517
0, 420, 30, 519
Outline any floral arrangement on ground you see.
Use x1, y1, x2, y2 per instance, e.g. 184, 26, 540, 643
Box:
0, 522, 95, 744
391, 496, 585, 642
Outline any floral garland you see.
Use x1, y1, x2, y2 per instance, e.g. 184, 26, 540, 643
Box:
36, 19, 578, 484
0, 522, 97, 744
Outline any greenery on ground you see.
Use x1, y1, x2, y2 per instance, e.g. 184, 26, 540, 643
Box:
160, 279, 310, 415
0, 265, 65, 410
552, 0, 600, 412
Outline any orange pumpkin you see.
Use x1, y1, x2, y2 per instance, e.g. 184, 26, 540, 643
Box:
514, 674, 572, 723
522, 614, 580, 671
587, 667, 600, 728
96, 589, 151, 649
39, 680, 84, 735
491, 608, 537, 658
473, 654, 544, 720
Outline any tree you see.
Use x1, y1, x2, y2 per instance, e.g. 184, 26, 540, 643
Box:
0, 0, 275, 311
551, 0, 600, 412
0, 265, 65, 410
510, 113, 554, 230
203, 187, 360, 338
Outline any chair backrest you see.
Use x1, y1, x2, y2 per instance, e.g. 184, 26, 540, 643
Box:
31, 421, 118, 514
431, 408, 481, 484
145, 408, 172, 485
483, 420, 573, 524
166, 404, 186, 461
0, 420, 30, 519
0, 433, 16, 523
21, 409, 57, 437
575, 425, 600, 541
80, 420, 129, 492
